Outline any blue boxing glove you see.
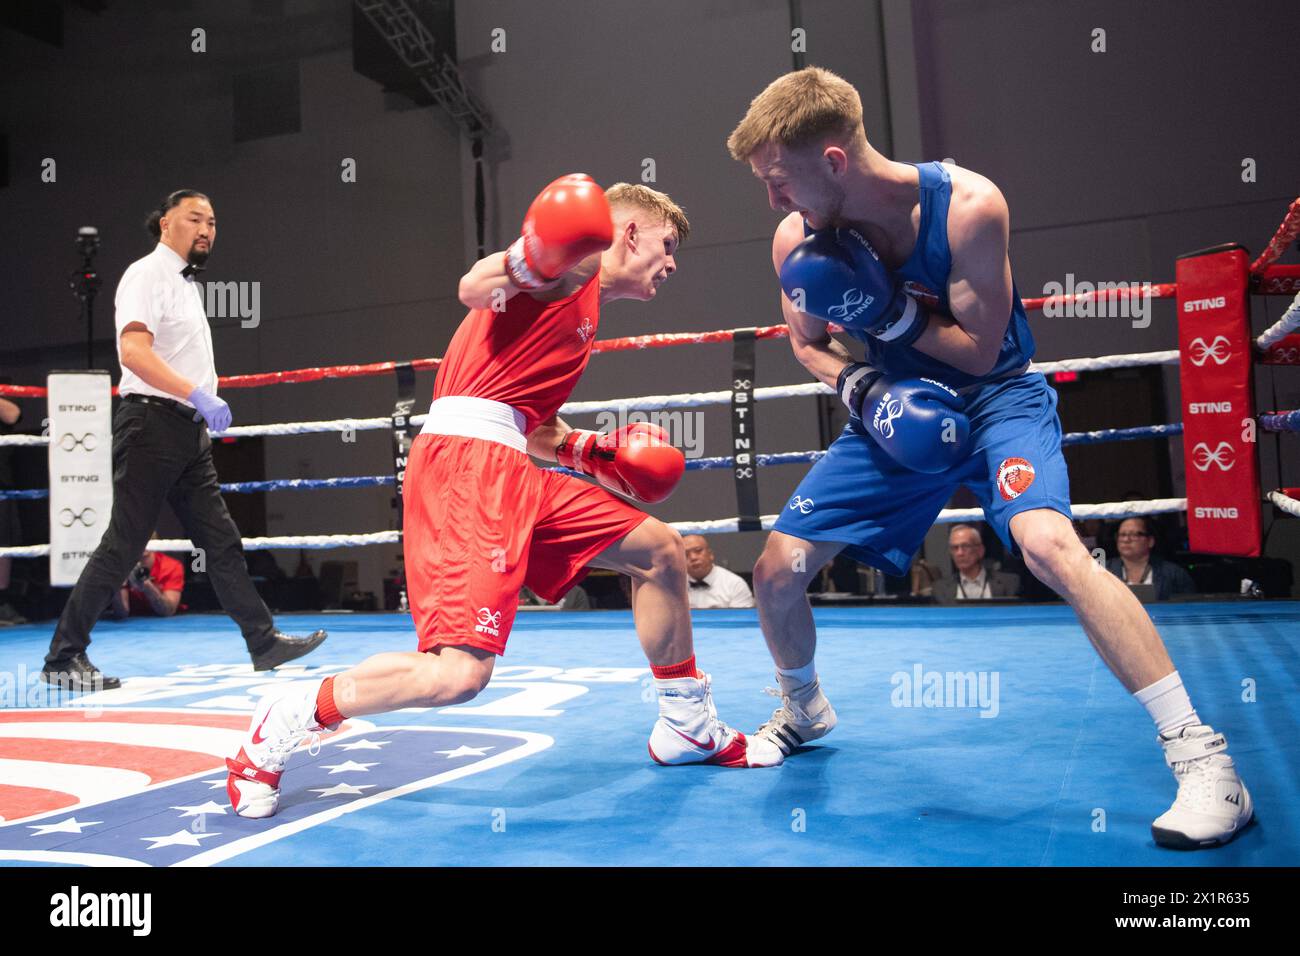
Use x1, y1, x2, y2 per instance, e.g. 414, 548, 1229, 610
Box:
780, 227, 928, 347
837, 363, 970, 473
188, 386, 232, 432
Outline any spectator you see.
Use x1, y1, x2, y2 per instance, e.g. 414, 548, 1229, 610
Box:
0, 396, 27, 626
910, 557, 940, 597
1073, 518, 1103, 552
932, 523, 1022, 603
683, 534, 754, 609
520, 585, 591, 610
110, 543, 185, 618
808, 555, 862, 594
1107, 517, 1195, 600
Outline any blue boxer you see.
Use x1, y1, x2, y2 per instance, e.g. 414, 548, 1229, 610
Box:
734, 75, 1254, 850
773, 161, 1071, 573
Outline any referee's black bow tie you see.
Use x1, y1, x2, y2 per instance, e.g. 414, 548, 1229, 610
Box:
180, 263, 206, 279
689, 579, 710, 589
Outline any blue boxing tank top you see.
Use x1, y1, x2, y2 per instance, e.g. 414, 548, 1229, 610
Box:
811, 161, 1034, 388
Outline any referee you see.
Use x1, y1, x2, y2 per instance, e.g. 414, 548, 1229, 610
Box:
41, 190, 327, 691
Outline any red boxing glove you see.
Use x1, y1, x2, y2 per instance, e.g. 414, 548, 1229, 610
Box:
556, 423, 685, 504
505, 174, 614, 290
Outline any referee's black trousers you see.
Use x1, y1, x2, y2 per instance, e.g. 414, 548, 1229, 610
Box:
45, 399, 277, 665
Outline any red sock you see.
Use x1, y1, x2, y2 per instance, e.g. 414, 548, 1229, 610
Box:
315, 676, 344, 726
651, 655, 698, 680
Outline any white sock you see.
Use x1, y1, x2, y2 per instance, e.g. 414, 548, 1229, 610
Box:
1134, 671, 1200, 737
777, 660, 817, 693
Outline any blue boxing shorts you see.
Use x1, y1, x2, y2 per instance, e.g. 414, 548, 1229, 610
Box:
773, 371, 1073, 575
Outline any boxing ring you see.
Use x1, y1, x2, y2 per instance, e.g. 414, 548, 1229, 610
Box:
0, 201, 1298, 867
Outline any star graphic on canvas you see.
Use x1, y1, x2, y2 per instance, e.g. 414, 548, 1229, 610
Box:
435, 745, 493, 759
319, 760, 378, 774
140, 829, 222, 850
309, 783, 376, 799
204, 778, 228, 790
27, 817, 102, 837
170, 801, 228, 818
334, 738, 390, 752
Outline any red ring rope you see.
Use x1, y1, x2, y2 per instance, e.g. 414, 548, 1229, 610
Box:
1251, 198, 1300, 275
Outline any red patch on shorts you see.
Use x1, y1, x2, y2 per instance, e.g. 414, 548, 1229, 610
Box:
997, 456, 1036, 500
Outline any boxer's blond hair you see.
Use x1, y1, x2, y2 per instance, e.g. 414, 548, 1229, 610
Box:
726, 67, 866, 161
606, 183, 690, 243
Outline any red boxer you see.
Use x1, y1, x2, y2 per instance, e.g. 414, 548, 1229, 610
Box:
226, 178, 780, 820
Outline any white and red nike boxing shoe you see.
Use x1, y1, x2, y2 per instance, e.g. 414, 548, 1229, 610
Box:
225, 680, 338, 819
648, 672, 782, 768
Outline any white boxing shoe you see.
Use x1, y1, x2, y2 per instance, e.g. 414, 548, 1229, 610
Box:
225, 681, 337, 819
752, 675, 837, 759
648, 672, 782, 768
1151, 724, 1253, 849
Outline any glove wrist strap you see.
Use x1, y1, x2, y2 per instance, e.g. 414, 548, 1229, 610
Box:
836, 363, 878, 414
504, 236, 550, 290
869, 294, 928, 346
555, 429, 599, 474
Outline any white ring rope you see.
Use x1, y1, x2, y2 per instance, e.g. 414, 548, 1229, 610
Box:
0, 498, 1192, 558
0, 349, 1184, 446
0, 434, 53, 447
560, 382, 829, 415
1029, 350, 1179, 374
1256, 291, 1300, 350
1267, 490, 1300, 518
0, 531, 401, 559
221, 417, 394, 439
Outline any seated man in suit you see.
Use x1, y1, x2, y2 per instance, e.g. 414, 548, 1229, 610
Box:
520, 584, 591, 609
683, 535, 754, 609
1107, 517, 1196, 600
932, 523, 1022, 603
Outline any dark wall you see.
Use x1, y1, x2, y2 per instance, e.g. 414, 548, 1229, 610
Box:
1, 1, 467, 597
902, 0, 1300, 578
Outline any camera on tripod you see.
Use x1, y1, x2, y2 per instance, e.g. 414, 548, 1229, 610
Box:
70, 226, 103, 368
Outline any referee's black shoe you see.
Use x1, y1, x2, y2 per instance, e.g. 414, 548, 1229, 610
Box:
0, 602, 28, 626
251, 629, 328, 671
40, 653, 122, 691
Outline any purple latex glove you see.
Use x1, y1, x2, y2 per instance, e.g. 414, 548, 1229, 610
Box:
188, 387, 232, 432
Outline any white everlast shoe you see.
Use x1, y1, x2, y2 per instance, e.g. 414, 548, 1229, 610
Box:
752, 675, 837, 760
1151, 724, 1253, 849
648, 672, 782, 768
225, 681, 338, 819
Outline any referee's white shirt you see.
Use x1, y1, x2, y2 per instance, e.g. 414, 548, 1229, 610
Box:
114, 243, 217, 407
687, 564, 755, 609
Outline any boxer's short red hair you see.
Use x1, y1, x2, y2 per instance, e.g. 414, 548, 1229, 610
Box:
606, 183, 690, 243
727, 66, 865, 161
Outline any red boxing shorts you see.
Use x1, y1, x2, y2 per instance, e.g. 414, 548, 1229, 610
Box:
403, 432, 647, 656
